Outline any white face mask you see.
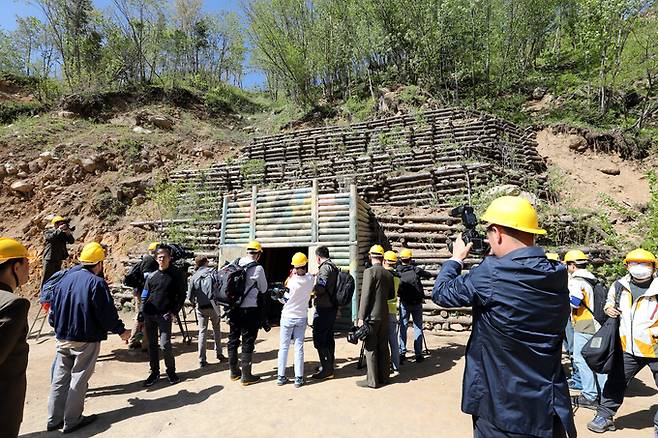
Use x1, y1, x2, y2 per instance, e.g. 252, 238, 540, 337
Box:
628, 264, 654, 281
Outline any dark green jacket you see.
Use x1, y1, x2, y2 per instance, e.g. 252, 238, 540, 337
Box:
358, 265, 394, 321
0, 286, 30, 438
43, 228, 74, 262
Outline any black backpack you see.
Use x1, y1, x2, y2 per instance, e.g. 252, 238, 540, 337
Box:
397, 265, 424, 305
581, 276, 610, 325
213, 258, 259, 309
582, 282, 623, 374
332, 270, 355, 307
124, 262, 144, 289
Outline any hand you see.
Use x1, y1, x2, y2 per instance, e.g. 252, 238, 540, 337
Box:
357, 319, 363, 327
451, 233, 473, 262
605, 307, 621, 318
120, 329, 131, 343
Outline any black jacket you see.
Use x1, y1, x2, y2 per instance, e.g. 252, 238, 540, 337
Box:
142, 267, 187, 316
313, 259, 339, 308
43, 228, 74, 262
397, 264, 433, 305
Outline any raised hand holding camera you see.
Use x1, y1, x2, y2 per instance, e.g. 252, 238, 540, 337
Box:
451, 233, 474, 262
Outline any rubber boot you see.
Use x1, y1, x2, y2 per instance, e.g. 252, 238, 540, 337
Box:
311, 348, 334, 380
241, 352, 260, 386
228, 349, 241, 381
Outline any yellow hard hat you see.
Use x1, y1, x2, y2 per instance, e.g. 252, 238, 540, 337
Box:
148, 241, 159, 251
0, 237, 32, 264
384, 251, 398, 263
79, 242, 106, 265
546, 252, 559, 261
291, 252, 308, 267
51, 215, 67, 226
563, 250, 589, 263
481, 196, 546, 235
246, 240, 262, 252
369, 244, 385, 256
400, 248, 413, 259
624, 248, 657, 265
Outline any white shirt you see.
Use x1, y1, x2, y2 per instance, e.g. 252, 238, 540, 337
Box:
281, 273, 314, 320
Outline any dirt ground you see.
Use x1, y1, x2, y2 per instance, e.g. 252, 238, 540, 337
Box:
18, 311, 658, 438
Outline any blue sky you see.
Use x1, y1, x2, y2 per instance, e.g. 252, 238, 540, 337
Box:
1, 0, 266, 89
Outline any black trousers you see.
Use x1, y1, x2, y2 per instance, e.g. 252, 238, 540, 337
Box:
313, 306, 337, 351
227, 308, 260, 355
598, 351, 658, 425
144, 314, 175, 374
473, 415, 566, 438
364, 318, 390, 388
41, 259, 62, 287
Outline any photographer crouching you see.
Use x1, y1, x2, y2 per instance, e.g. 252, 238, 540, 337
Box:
432, 196, 576, 438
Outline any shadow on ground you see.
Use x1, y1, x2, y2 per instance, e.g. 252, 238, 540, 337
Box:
615, 404, 658, 431
20, 386, 223, 438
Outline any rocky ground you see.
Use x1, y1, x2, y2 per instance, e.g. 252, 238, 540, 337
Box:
18, 314, 658, 437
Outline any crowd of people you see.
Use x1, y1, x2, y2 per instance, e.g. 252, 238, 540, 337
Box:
1, 195, 657, 437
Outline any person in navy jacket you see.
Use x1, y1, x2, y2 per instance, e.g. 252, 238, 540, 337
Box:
47, 242, 130, 434
432, 196, 576, 438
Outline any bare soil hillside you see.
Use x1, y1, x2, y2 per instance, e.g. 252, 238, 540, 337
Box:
0, 98, 244, 294
536, 128, 654, 210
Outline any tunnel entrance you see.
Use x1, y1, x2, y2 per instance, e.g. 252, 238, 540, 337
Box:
261, 246, 309, 324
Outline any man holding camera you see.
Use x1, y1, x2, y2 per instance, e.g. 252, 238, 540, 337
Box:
141, 244, 187, 387
357, 245, 395, 389
432, 196, 576, 437
227, 241, 268, 386
42, 215, 75, 286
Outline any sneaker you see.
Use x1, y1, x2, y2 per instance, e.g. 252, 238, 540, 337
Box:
415, 355, 425, 363
391, 370, 401, 378
128, 342, 142, 350
216, 353, 227, 363
399, 354, 406, 365
277, 376, 289, 386
587, 415, 616, 433
143, 372, 159, 387
294, 377, 304, 388
572, 394, 599, 410
199, 361, 208, 368
62, 415, 98, 434
167, 371, 181, 385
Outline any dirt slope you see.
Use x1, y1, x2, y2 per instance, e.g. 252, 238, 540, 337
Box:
536, 128, 653, 210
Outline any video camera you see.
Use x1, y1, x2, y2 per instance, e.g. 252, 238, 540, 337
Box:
268, 282, 290, 301
448, 205, 490, 256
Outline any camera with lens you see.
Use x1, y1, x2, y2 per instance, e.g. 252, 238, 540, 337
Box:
347, 322, 371, 344
268, 282, 290, 301
448, 205, 490, 256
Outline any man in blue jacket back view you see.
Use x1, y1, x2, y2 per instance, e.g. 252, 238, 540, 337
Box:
432, 196, 576, 438
47, 242, 131, 434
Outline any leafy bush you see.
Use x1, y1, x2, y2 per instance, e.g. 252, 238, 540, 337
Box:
0, 101, 45, 123
205, 84, 262, 114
